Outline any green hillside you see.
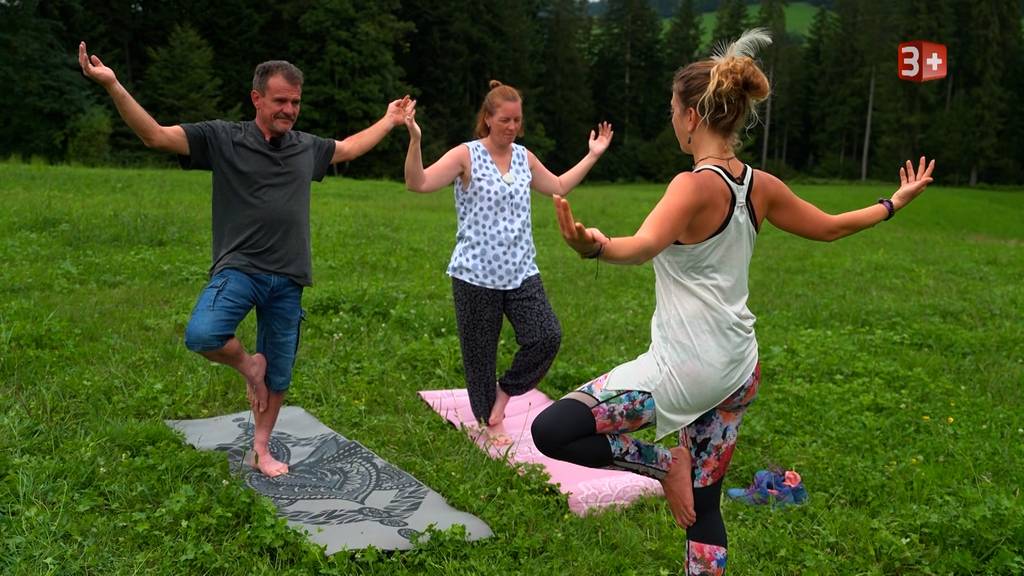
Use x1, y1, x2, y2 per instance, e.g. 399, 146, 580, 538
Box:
698, 1, 820, 49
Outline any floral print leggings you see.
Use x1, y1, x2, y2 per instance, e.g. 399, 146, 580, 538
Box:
564, 364, 761, 487
552, 364, 761, 575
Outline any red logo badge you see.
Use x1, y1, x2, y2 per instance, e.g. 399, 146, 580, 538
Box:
898, 41, 947, 82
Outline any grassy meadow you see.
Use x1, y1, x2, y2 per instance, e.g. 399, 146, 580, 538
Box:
1, 163, 1022, 575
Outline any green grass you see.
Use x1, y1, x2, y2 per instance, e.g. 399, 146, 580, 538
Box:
1, 163, 1022, 575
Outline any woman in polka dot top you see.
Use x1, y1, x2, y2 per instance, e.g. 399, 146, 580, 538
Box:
404, 80, 614, 430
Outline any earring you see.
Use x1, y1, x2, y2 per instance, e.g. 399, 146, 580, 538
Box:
687, 134, 692, 145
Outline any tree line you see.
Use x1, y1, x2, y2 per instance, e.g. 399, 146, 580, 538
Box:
2, 0, 1021, 185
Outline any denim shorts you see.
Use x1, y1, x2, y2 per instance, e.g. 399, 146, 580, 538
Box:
184, 268, 304, 392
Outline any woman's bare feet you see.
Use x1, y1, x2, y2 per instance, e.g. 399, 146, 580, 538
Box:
488, 384, 510, 426
661, 445, 696, 527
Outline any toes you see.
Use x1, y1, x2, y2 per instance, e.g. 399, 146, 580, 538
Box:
257, 457, 289, 477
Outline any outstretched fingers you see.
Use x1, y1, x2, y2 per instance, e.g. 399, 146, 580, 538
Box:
920, 156, 935, 180
552, 194, 585, 239
554, 196, 579, 240
78, 42, 101, 77
588, 121, 614, 154
78, 42, 88, 70
907, 157, 935, 187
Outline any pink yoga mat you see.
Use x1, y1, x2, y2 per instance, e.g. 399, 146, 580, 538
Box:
418, 388, 663, 516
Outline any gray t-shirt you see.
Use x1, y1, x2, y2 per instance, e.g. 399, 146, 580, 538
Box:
179, 120, 335, 286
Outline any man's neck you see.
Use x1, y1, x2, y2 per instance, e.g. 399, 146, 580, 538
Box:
254, 118, 283, 142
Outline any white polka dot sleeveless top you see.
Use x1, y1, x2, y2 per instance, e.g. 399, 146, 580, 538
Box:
446, 140, 538, 289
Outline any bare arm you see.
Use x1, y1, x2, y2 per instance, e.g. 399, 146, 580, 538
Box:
79, 42, 188, 154
403, 109, 470, 193
529, 122, 614, 197
554, 172, 701, 265
764, 157, 935, 241
332, 96, 413, 164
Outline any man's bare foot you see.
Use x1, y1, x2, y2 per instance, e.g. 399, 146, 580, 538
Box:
661, 446, 696, 528
242, 353, 268, 413
488, 385, 510, 426
253, 450, 289, 477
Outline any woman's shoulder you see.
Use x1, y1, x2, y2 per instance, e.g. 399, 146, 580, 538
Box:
751, 168, 786, 192
751, 167, 783, 183
512, 142, 531, 156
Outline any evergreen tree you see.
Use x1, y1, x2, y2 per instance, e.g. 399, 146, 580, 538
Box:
592, 0, 665, 179
818, 0, 870, 178
953, 0, 1018, 184
592, 0, 664, 143
185, 0, 270, 118
400, 0, 543, 164
143, 24, 225, 125
872, 0, 952, 178
400, 0, 477, 161
792, 6, 833, 172
664, 0, 702, 73
535, 0, 596, 172
0, 0, 93, 161
289, 0, 412, 178
712, 0, 748, 49
755, 0, 786, 169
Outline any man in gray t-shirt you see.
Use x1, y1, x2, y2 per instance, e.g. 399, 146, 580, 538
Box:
80, 41, 414, 477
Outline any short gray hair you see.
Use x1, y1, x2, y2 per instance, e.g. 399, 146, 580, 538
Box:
252, 60, 304, 92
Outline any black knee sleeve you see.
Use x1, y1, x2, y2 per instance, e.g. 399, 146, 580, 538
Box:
532, 399, 592, 457
532, 399, 612, 468
687, 480, 727, 548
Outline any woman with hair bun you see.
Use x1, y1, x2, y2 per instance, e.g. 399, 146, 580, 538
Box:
531, 29, 934, 574
404, 80, 613, 431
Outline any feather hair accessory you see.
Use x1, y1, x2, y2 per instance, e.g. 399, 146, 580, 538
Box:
712, 27, 773, 62
696, 28, 773, 148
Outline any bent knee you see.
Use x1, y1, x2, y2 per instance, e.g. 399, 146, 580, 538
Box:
531, 408, 562, 458
184, 321, 229, 353
537, 324, 562, 357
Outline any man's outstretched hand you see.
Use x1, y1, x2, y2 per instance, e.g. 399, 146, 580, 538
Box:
78, 42, 117, 88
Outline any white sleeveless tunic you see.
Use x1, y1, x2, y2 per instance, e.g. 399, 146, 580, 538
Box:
604, 164, 760, 439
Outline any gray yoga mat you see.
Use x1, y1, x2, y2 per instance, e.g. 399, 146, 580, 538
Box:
166, 406, 493, 553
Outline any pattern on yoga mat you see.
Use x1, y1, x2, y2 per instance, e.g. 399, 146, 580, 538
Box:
167, 406, 493, 553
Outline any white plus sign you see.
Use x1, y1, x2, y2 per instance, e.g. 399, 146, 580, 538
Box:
926, 52, 943, 71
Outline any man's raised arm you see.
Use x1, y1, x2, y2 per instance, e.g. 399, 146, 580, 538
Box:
78, 41, 189, 155
331, 96, 414, 164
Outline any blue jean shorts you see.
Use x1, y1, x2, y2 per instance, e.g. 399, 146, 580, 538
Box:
184, 268, 304, 392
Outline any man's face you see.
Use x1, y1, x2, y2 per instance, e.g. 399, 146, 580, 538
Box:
252, 74, 302, 138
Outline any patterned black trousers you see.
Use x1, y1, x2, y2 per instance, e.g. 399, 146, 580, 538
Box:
452, 274, 562, 423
